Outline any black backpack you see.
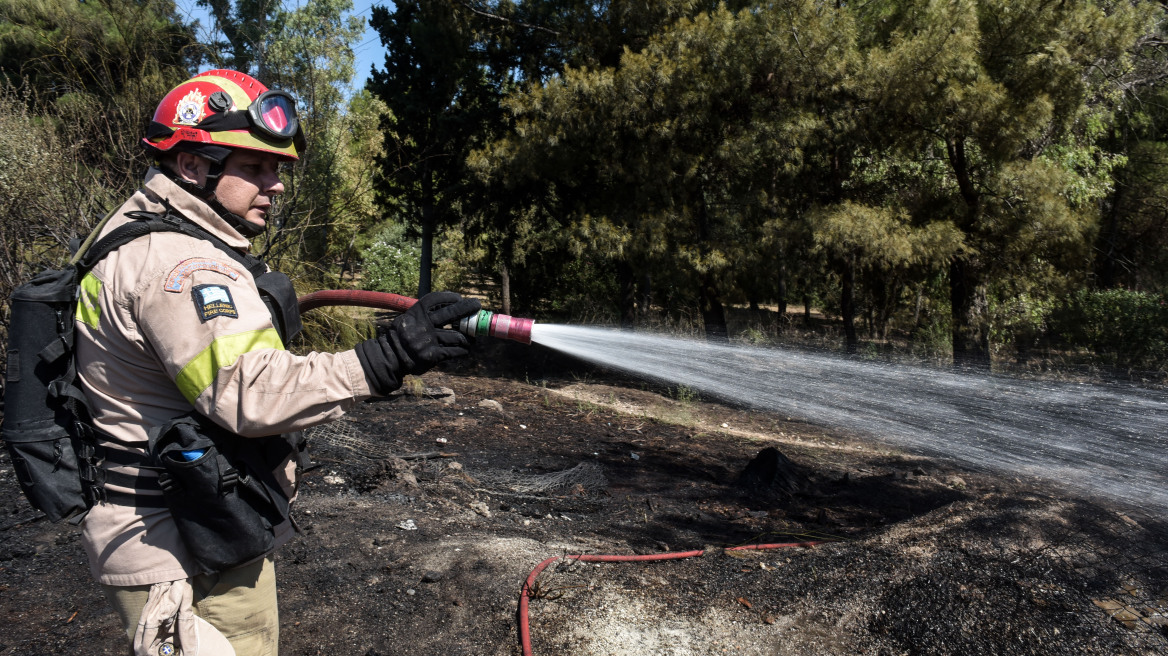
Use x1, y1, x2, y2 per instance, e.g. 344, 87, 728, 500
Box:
2, 210, 302, 523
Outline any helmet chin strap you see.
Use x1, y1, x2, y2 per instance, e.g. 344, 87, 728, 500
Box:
159, 164, 265, 238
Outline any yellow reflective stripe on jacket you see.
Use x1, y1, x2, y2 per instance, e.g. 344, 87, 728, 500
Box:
77, 273, 102, 329
175, 329, 285, 403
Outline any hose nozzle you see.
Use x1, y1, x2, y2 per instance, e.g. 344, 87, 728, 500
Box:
459, 310, 534, 345
295, 290, 534, 345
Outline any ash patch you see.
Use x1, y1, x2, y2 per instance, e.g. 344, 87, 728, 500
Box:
0, 372, 1165, 655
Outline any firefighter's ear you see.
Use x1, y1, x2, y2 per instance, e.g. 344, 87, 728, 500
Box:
172, 151, 211, 186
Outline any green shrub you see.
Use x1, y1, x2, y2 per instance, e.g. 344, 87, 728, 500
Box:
1050, 289, 1168, 372
431, 227, 475, 294
359, 222, 421, 295
294, 306, 375, 355
991, 292, 1057, 360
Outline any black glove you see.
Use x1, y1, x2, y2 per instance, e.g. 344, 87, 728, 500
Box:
355, 292, 482, 395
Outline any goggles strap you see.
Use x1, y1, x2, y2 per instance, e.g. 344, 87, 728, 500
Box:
194, 111, 253, 133
146, 121, 177, 141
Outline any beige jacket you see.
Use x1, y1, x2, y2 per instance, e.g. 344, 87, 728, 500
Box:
77, 169, 372, 586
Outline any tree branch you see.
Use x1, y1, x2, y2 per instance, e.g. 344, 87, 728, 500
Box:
455, 1, 561, 37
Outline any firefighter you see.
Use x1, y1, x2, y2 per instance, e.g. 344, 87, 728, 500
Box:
75, 69, 479, 655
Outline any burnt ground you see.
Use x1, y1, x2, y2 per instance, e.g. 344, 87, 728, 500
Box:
1, 353, 1167, 655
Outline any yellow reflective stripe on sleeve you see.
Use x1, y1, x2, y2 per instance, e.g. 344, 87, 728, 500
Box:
175, 328, 285, 403
77, 273, 102, 329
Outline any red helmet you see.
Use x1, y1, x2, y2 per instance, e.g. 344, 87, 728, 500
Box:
143, 69, 304, 162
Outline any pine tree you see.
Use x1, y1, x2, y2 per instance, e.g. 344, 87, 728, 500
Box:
859, 0, 1155, 367
368, 0, 500, 297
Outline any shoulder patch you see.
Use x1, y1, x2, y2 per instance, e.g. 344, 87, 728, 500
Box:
192, 284, 239, 322
165, 258, 241, 293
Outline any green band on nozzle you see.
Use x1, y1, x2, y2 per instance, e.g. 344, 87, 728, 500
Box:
475, 310, 493, 337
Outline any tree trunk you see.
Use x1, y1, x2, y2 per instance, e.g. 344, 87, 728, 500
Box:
840, 256, 858, 354
876, 278, 900, 343
639, 272, 652, 321
694, 199, 727, 342
1095, 183, 1124, 288
417, 171, 435, 297
499, 262, 511, 316
776, 257, 788, 319
699, 274, 729, 343
945, 135, 991, 369
339, 234, 357, 282
617, 260, 636, 331
949, 257, 991, 369
913, 284, 924, 330
418, 211, 434, 297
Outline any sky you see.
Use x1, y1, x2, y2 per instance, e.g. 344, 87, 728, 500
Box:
349, 0, 386, 91
172, 0, 388, 93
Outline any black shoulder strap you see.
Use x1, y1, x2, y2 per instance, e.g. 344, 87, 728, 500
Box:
77, 215, 185, 272
76, 207, 302, 343
77, 208, 267, 279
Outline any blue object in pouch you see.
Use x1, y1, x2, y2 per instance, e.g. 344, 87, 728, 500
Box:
180, 449, 206, 462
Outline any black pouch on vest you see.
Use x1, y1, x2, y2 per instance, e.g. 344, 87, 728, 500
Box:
148, 414, 293, 573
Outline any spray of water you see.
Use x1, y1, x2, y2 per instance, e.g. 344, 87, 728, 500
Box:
530, 324, 1168, 513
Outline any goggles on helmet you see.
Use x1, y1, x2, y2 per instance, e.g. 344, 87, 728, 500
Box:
247, 90, 300, 142
145, 88, 305, 159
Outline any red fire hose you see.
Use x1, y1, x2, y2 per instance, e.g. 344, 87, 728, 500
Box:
296, 289, 534, 344
519, 540, 831, 655
297, 289, 417, 313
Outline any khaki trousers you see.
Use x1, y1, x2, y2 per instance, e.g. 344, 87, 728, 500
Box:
102, 556, 279, 656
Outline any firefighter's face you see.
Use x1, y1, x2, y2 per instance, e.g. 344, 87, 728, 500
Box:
214, 150, 285, 229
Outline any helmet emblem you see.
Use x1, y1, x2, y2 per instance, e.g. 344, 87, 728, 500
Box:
157, 642, 176, 656
174, 89, 207, 126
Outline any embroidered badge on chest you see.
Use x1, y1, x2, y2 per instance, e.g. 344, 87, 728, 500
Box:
192, 284, 239, 321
